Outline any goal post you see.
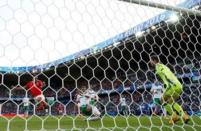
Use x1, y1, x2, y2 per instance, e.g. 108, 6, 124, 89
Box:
119, 0, 201, 16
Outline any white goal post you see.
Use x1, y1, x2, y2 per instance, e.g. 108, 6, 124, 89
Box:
120, 0, 201, 16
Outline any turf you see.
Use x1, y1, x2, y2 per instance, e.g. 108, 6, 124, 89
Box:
0, 115, 201, 131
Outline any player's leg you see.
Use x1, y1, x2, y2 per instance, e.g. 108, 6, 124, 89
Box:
59, 109, 63, 115
163, 85, 189, 124
23, 106, 29, 118
171, 94, 184, 116
38, 101, 48, 110
162, 107, 169, 119
171, 86, 190, 123
162, 89, 174, 116
153, 97, 161, 115
157, 101, 169, 119
162, 97, 179, 124
153, 105, 160, 116
35, 95, 48, 110
87, 105, 100, 121
80, 104, 99, 121
125, 106, 128, 116
76, 103, 83, 117
80, 104, 92, 116
77, 103, 81, 115
162, 89, 180, 124
91, 104, 100, 116
121, 106, 125, 115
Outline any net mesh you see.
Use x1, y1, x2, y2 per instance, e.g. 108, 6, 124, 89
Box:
0, 0, 201, 131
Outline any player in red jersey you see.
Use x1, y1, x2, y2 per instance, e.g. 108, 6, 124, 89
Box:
25, 77, 47, 111
56, 103, 64, 115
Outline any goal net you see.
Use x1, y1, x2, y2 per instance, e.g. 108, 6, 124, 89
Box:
0, 0, 201, 130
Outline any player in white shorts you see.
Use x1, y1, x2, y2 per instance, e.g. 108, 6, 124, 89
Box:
23, 97, 30, 118
120, 97, 129, 116
76, 89, 101, 121
151, 83, 167, 117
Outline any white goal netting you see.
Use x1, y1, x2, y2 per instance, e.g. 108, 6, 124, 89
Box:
0, 0, 201, 131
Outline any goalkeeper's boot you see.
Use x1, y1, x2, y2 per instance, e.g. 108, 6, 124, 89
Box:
182, 112, 190, 124
169, 112, 180, 124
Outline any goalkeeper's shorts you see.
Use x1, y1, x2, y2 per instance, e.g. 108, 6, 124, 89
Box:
164, 83, 182, 99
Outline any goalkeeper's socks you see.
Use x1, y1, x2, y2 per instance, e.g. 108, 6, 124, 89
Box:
172, 102, 184, 116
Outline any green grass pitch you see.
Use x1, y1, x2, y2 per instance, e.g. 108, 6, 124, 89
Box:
0, 116, 201, 131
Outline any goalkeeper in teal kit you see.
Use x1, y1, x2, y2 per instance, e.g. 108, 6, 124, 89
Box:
150, 55, 190, 124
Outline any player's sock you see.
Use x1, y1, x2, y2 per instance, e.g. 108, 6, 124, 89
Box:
163, 103, 173, 115
123, 111, 127, 116
45, 109, 48, 114
172, 102, 184, 116
169, 112, 180, 124
162, 108, 167, 117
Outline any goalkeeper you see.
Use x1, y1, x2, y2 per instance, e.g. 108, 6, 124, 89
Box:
150, 55, 190, 124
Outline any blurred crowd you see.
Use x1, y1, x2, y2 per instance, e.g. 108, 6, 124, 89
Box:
0, 81, 200, 116
0, 61, 200, 116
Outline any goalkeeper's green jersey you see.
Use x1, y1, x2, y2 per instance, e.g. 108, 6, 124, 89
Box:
155, 63, 182, 89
